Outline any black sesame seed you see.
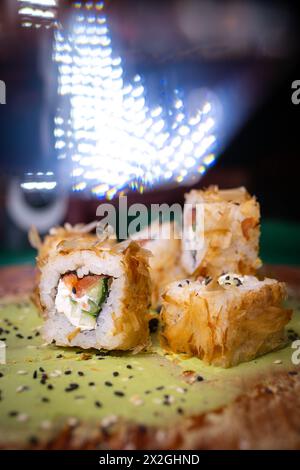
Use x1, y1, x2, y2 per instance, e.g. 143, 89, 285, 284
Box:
47, 384, 54, 390
177, 407, 184, 414
9, 411, 18, 417
64, 370, 72, 375
114, 391, 125, 397
56, 354, 63, 359
126, 364, 132, 369
105, 381, 113, 387
39, 367, 45, 372
88, 382, 95, 386
72, 287, 77, 294
95, 400, 102, 408
16, 333, 24, 339
113, 371, 119, 377
145, 390, 151, 394
78, 371, 84, 376
0, 338, 6, 341
41, 397, 50, 403
27, 336, 33, 340
33, 370, 37, 379
96, 351, 108, 357
128, 375, 134, 379
0, 372, 3, 378
35, 331, 40, 337
65, 383, 79, 392
149, 317, 159, 333
197, 375, 204, 382
288, 371, 298, 376
40, 374, 48, 384
29, 436, 39, 445
178, 284, 183, 288
156, 386, 164, 390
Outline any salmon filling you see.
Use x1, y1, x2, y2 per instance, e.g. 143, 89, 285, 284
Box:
55, 273, 111, 331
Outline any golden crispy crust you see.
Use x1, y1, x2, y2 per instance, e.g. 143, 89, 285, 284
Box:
31, 223, 151, 350
133, 222, 186, 309
113, 241, 151, 351
184, 186, 261, 277
160, 280, 292, 367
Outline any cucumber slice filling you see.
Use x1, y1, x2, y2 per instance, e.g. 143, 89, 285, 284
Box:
83, 277, 109, 318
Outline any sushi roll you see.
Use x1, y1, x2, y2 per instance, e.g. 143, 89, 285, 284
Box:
131, 220, 186, 309
31, 224, 151, 351
161, 274, 292, 367
182, 186, 261, 277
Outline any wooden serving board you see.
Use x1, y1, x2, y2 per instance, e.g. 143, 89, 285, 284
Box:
0, 264, 299, 450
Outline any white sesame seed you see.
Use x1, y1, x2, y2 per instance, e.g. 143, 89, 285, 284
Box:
40, 420, 52, 430
273, 359, 282, 364
166, 395, 175, 403
50, 369, 62, 378
67, 417, 78, 427
17, 370, 28, 375
101, 415, 117, 428
129, 395, 144, 406
156, 430, 167, 441
17, 413, 29, 422
153, 398, 162, 405
16, 385, 27, 393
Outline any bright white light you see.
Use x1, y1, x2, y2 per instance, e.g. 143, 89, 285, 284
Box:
18, 0, 57, 28
20, 0, 56, 5
54, 1, 217, 198
21, 181, 57, 190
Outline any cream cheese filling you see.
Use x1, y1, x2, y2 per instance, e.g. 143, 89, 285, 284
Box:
55, 278, 96, 331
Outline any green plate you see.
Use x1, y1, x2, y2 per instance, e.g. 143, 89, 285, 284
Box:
0, 298, 299, 448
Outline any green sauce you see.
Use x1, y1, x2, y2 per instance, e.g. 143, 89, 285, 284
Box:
0, 298, 299, 447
